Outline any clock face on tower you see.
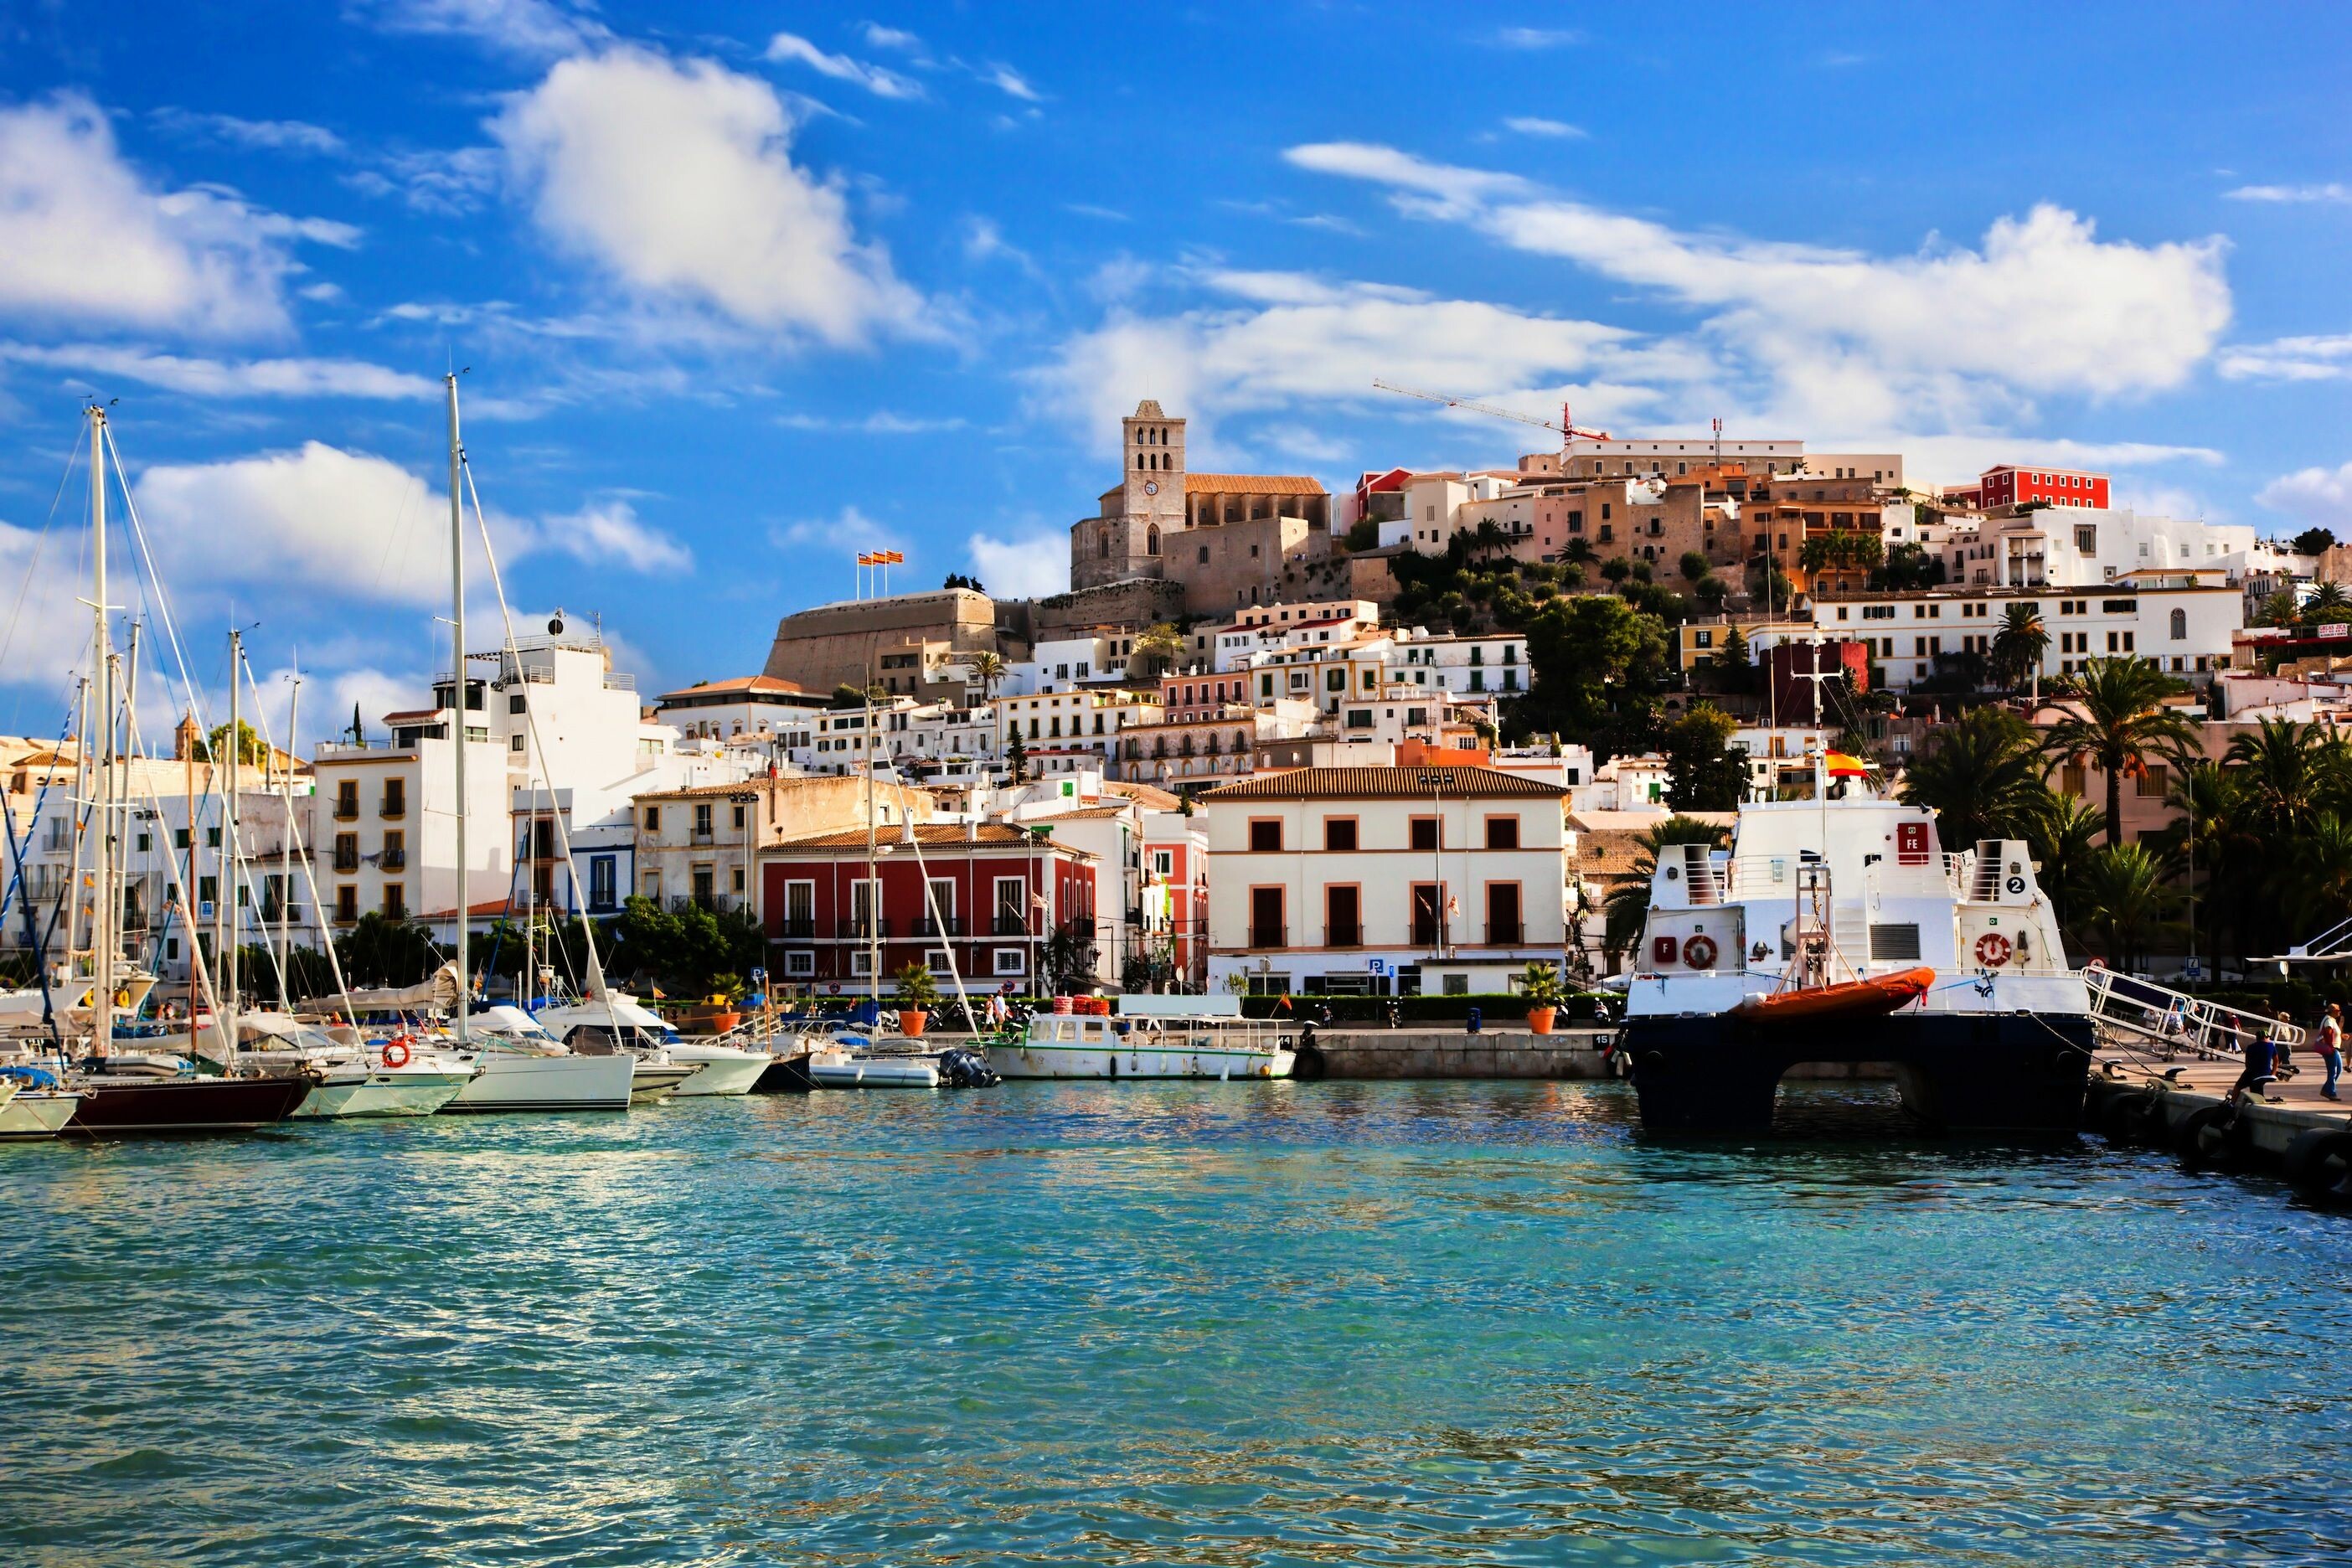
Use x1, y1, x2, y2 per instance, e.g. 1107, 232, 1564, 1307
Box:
1142, 480, 1158, 496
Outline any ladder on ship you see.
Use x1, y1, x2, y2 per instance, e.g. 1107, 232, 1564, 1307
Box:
2082, 967, 2302, 1060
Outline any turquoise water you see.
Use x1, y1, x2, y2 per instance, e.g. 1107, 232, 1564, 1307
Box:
5, 1081, 2349, 1566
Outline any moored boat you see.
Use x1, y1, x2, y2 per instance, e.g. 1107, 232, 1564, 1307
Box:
1729, 966, 1936, 1024
65, 1067, 313, 1135
988, 1007, 1296, 1081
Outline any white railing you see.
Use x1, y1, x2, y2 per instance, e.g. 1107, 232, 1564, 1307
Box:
2084, 966, 2303, 1059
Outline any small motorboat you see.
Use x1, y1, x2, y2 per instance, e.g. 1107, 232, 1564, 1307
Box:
1730, 966, 1936, 1024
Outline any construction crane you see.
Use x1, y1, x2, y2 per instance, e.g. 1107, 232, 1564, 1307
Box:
1370, 378, 1612, 451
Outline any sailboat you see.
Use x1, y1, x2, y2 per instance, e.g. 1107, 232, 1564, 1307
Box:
55, 412, 312, 1133
0, 1063, 80, 1139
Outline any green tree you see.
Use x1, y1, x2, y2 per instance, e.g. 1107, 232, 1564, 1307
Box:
1678, 549, 1710, 584
605, 895, 761, 997
1599, 556, 1632, 585
1663, 703, 1745, 811
2309, 580, 2351, 614
966, 650, 1006, 704
195, 720, 267, 766
1988, 603, 2050, 694
1899, 707, 2048, 847
1343, 517, 1380, 551
2223, 716, 2330, 829
2292, 526, 2337, 557
1603, 817, 1730, 963
1005, 726, 1029, 782
334, 911, 440, 987
2038, 657, 2197, 844
2024, 792, 2103, 941
2257, 589, 2301, 628
2081, 843, 2178, 971
1135, 622, 1185, 675
1513, 593, 1669, 751
1710, 624, 1753, 694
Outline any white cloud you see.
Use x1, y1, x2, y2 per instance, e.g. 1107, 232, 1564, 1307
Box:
863, 24, 922, 51
151, 109, 346, 157
129, 441, 689, 607
1035, 269, 1652, 453
537, 499, 693, 572
777, 410, 967, 434
2224, 183, 2352, 205
0, 518, 104, 688
979, 63, 1041, 102
0, 94, 348, 338
2217, 332, 2352, 382
0, 342, 441, 400
967, 529, 1068, 598
1496, 27, 1580, 48
346, 146, 502, 215
763, 31, 924, 100
493, 48, 927, 344
350, 0, 606, 58
2257, 462, 2352, 530
1289, 141, 2233, 433
1503, 116, 1586, 139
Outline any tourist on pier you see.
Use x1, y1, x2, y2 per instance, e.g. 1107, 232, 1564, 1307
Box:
2228, 1019, 2277, 1103
2272, 1010, 2298, 1079
2318, 1003, 2344, 1102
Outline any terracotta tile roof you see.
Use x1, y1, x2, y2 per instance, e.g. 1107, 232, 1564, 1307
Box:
1105, 781, 1181, 809
636, 779, 782, 800
1184, 473, 1326, 496
1202, 765, 1569, 801
771, 823, 1096, 855
419, 897, 530, 920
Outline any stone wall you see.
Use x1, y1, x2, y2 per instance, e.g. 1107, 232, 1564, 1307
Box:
761, 589, 1004, 694
1030, 578, 1186, 639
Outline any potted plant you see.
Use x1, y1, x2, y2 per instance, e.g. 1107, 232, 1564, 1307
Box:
893, 962, 941, 1038
705, 974, 745, 1034
1519, 961, 1565, 1035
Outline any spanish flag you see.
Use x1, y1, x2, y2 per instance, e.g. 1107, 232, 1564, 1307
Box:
1825, 751, 1873, 777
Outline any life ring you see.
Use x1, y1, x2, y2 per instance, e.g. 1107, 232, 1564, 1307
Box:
382, 1038, 412, 1069
1682, 934, 1718, 970
1974, 932, 2012, 968
2083, 957, 2106, 971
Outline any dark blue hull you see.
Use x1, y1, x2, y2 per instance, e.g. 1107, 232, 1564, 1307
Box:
1621, 1010, 2096, 1136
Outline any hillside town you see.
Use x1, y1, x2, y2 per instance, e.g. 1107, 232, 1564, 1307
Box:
10, 397, 2352, 1007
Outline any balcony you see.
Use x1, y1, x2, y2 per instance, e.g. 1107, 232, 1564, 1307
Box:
912, 915, 967, 937
843, 916, 891, 939
776, 917, 816, 939
1247, 926, 1287, 949
333, 905, 358, 926
1485, 921, 1525, 945
991, 915, 1029, 936
331, 852, 360, 874
1411, 923, 1444, 948
1324, 923, 1363, 947
379, 797, 407, 820
689, 830, 717, 846
332, 799, 359, 822
379, 848, 406, 870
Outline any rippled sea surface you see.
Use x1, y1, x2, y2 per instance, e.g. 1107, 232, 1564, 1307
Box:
6, 1080, 2351, 1566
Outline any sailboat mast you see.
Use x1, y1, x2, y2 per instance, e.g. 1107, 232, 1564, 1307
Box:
89, 406, 113, 1057
447, 373, 470, 1049
864, 683, 879, 1008
224, 627, 241, 1053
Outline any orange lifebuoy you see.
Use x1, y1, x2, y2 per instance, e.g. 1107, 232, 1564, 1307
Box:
1975, 932, 2012, 968
1682, 934, 1719, 970
382, 1038, 412, 1069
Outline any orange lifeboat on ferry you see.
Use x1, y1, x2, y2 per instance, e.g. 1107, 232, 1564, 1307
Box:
1730, 967, 1935, 1024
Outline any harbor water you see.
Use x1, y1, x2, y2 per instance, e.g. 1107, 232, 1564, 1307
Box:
6, 1081, 2349, 1565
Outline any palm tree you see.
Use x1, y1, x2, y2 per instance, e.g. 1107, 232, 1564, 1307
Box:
2081, 843, 2178, 971
966, 649, 1006, 704
2287, 812, 2352, 945
1897, 707, 2047, 847
2037, 657, 2197, 845
2310, 580, 2351, 614
1603, 817, 1729, 962
2024, 791, 2102, 943
2257, 588, 2301, 627
1988, 603, 2049, 695
2222, 716, 2326, 829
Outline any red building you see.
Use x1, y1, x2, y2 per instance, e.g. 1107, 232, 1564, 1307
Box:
1977, 465, 2109, 511
761, 823, 1097, 994
1158, 671, 1252, 722
1767, 639, 1872, 719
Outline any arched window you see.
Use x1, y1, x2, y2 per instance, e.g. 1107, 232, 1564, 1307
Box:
1147, 524, 1160, 557
2169, 608, 2187, 641
1098, 530, 1110, 558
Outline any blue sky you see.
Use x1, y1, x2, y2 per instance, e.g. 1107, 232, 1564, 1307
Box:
3, 1, 2349, 746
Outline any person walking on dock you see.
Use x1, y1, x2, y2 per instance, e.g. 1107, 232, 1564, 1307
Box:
2317, 1003, 2344, 1102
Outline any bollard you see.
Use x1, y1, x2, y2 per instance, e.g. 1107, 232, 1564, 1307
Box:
1467, 1005, 1482, 1034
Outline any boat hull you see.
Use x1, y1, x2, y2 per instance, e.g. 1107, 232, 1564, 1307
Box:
806, 1054, 940, 1089
987, 1039, 1296, 1081
65, 1073, 312, 1135
667, 1047, 771, 1097
1620, 1010, 2095, 1136
297, 1069, 474, 1118
0, 1090, 80, 1138
443, 1053, 635, 1112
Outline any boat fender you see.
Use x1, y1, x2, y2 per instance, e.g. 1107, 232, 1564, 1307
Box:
2282, 1127, 2352, 1204
1974, 932, 2012, 968
382, 1039, 412, 1070
2174, 1103, 2242, 1173
1682, 935, 1718, 970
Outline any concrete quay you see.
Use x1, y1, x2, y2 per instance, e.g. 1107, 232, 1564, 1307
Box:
2086, 1044, 2352, 1203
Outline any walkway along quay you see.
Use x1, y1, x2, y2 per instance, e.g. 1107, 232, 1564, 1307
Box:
2088, 1048, 2352, 1204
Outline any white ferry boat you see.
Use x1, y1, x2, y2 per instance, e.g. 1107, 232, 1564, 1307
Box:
988, 1008, 1297, 1081
1618, 752, 2096, 1133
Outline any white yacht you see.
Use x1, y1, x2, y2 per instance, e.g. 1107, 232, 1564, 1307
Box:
228, 1014, 477, 1118
438, 1005, 638, 1112
0, 1074, 81, 1139
988, 1006, 1297, 1081
1618, 751, 2095, 1133
528, 993, 709, 1098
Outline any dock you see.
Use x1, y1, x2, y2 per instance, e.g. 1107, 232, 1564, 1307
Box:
2086, 1044, 2352, 1202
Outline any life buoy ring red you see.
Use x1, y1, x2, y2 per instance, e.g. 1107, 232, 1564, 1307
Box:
382, 1038, 412, 1069
1974, 932, 2012, 968
1682, 935, 1718, 970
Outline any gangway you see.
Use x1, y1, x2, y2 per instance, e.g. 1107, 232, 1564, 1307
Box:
2263, 916, 2352, 967
2083, 965, 2302, 1061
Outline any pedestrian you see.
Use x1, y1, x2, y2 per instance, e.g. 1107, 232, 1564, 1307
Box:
2228, 1017, 2277, 1103
2273, 1009, 2298, 1079
2318, 1003, 2344, 1102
